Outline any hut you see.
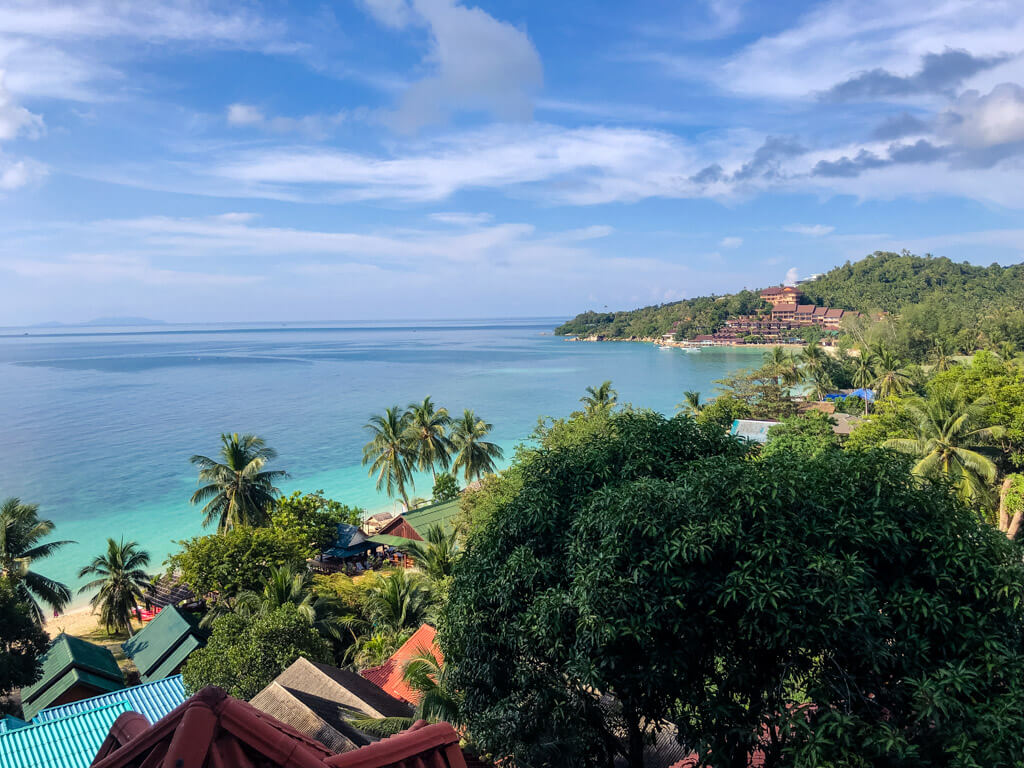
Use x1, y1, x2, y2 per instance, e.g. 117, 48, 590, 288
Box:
19, 635, 124, 720
121, 606, 206, 683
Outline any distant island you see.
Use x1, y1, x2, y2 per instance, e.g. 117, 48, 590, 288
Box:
31, 317, 166, 328
555, 251, 1024, 363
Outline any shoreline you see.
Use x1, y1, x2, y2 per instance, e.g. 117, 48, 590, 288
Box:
562, 335, 812, 350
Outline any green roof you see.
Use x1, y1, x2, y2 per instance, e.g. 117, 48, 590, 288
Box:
121, 606, 205, 682
20, 635, 124, 720
0, 702, 131, 768
400, 499, 460, 538
367, 534, 417, 548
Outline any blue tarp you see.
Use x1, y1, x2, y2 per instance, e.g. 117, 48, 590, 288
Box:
824, 389, 875, 403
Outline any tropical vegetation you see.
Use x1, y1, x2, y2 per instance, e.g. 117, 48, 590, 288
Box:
190, 433, 287, 531
0, 497, 73, 623
77, 538, 151, 636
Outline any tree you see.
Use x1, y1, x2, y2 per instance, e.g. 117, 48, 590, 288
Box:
443, 412, 1024, 768
181, 604, 331, 699
931, 339, 956, 372
363, 406, 415, 509
405, 397, 452, 480
450, 410, 504, 483
0, 579, 49, 698
763, 413, 839, 460
168, 526, 309, 601
695, 393, 752, 428
998, 474, 1024, 539
580, 381, 618, 414
271, 490, 364, 555
431, 472, 460, 503
872, 349, 914, 400
399, 524, 460, 584
798, 340, 827, 373
190, 433, 287, 532
362, 569, 430, 631
805, 365, 834, 401
762, 346, 800, 393
0, 497, 72, 623
77, 538, 150, 636
676, 390, 704, 416
883, 386, 1005, 503
233, 564, 348, 644
850, 347, 876, 414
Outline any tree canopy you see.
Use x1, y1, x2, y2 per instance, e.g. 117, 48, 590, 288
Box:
442, 409, 1024, 768
0, 578, 49, 698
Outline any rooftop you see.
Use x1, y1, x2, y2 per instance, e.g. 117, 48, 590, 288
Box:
121, 606, 205, 683
0, 702, 131, 768
360, 624, 442, 705
34, 675, 187, 725
20, 634, 124, 721
378, 499, 461, 541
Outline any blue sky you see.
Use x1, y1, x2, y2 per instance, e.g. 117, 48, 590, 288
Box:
1, 0, 1024, 324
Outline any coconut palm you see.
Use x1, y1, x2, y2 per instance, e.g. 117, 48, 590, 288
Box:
190, 433, 287, 532
806, 366, 835, 402
676, 390, 704, 416
580, 380, 618, 414
362, 569, 431, 631
404, 397, 452, 480
763, 347, 800, 392
872, 350, 914, 400
400, 524, 459, 583
450, 410, 504, 483
798, 340, 827, 373
998, 341, 1018, 362
0, 498, 73, 623
77, 538, 150, 636
234, 564, 347, 642
363, 407, 415, 509
930, 339, 956, 372
883, 387, 1005, 502
348, 647, 460, 736
850, 348, 876, 415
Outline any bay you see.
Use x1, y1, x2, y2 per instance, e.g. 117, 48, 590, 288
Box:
0, 319, 763, 604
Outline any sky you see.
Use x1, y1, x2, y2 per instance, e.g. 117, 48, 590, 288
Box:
1, 0, 1024, 324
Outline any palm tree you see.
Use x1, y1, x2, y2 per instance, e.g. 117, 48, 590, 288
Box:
850, 347, 876, 415
450, 410, 504, 483
348, 647, 460, 736
400, 525, 459, 583
78, 538, 150, 636
363, 407, 416, 509
580, 380, 618, 414
362, 569, 431, 631
872, 350, 914, 400
234, 564, 347, 642
998, 341, 1018, 362
404, 397, 452, 480
676, 390, 704, 417
883, 387, 1005, 502
807, 366, 835, 402
763, 347, 800, 392
190, 433, 287, 532
930, 339, 956, 373
0, 498, 73, 623
798, 340, 827, 374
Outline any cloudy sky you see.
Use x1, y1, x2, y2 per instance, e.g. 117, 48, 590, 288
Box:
1, 0, 1024, 324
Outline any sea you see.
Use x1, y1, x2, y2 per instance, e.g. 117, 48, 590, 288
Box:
0, 319, 764, 605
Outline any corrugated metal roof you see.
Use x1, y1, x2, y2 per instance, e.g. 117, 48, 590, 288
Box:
730, 419, 779, 444
0, 701, 130, 768
33, 675, 187, 725
400, 499, 460, 538
0, 716, 28, 735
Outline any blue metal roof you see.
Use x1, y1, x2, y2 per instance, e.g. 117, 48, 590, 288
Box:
0, 701, 130, 768
33, 675, 186, 725
0, 715, 28, 735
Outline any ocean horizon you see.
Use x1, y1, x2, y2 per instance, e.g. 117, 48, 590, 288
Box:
0, 318, 764, 608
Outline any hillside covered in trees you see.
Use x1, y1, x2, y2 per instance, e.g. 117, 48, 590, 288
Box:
555, 252, 1024, 361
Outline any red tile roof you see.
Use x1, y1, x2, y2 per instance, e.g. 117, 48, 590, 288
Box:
671, 751, 765, 768
795, 304, 816, 314
360, 625, 442, 705
824, 308, 844, 318
90, 687, 470, 768
770, 303, 797, 313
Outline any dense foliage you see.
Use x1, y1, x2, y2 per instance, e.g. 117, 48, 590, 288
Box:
181, 603, 331, 699
271, 490, 364, 554
168, 525, 309, 599
0, 579, 49, 698
442, 409, 1024, 768
0, 497, 72, 623
77, 538, 151, 636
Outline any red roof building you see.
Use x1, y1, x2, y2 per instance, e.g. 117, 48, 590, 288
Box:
361, 625, 442, 705
759, 286, 803, 305
89, 686, 469, 768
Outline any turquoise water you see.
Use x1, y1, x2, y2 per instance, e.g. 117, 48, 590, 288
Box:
0, 319, 763, 605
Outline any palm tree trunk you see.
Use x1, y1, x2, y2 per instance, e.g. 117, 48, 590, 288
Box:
999, 476, 1023, 539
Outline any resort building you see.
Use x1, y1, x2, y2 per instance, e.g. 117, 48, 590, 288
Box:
759, 285, 804, 306
360, 624, 442, 706
19, 635, 124, 721
32, 675, 187, 726
88, 686, 472, 768
0, 701, 132, 768
372, 499, 460, 544
250, 658, 412, 754
121, 606, 207, 683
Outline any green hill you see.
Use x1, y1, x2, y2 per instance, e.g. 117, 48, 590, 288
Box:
555, 251, 1024, 360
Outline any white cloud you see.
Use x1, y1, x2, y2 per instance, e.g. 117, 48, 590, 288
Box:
784, 267, 799, 285
360, 0, 543, 132
720, 236, 743, 248
226, 103, 264, 126
429, 211, 494, 226
0, 157, 45, 189
784, 224, 835, 236
940, 83, 1024, 148
0, 72, 42, 140
3, 252, 262, 287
